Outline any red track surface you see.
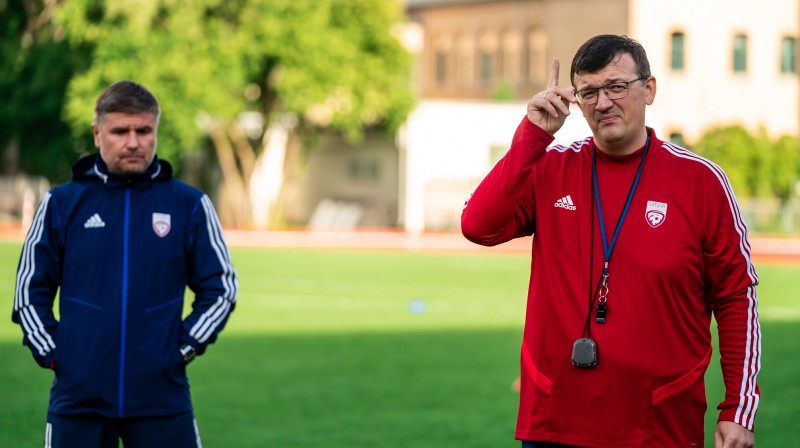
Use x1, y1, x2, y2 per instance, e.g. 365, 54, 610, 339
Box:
224, 230, 800, 264
2, 225, 799, 264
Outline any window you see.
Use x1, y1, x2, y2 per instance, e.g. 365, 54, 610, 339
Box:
501, 29, 522, 84
435, 51, 448, 84
668, 132, 685, 148
478, 30, 497, 86
781, 36, 797, 74
455, 32, 474, 86
670, 32, 685, 71
527, 29, 547, 83
432, 34, 453, 86
732, 34, 748, 73
480, 52, 494, 84
348, 158, 380, 181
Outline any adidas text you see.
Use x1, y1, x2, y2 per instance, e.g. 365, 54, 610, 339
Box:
554, 195, 576, 211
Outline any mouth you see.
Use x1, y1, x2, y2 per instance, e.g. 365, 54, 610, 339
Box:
598, 115, 618, 126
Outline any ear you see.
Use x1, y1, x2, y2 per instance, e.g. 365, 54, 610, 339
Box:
645, 76, 656, 106
92, 123, 101, 148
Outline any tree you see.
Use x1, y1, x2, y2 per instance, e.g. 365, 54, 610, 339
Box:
695, 125, 763, 197
695, 126, 800, 201
769, 135, 800, 200
1, 0, 90, 182
54, 0, 415, 227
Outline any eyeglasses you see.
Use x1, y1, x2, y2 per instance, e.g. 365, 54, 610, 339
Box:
575, 77, 647, 105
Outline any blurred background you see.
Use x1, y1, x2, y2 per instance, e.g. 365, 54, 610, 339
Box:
2, 0, 800, 237
2, 2, 800, 447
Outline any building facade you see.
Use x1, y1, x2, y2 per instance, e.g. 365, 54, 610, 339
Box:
400, 0, 800, 232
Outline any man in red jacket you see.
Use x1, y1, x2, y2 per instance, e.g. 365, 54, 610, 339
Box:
462, 34, 759, 448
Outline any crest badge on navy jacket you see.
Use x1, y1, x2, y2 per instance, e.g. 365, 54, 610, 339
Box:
152, 212, 171, 237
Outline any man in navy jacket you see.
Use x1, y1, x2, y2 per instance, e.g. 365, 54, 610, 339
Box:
12, 80, 238, 447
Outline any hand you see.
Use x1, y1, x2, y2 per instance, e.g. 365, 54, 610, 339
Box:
526, 57, 577, 135
714, 421, 754, 448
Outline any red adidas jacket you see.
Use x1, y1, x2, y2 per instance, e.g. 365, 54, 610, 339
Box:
462, 118, 760, 447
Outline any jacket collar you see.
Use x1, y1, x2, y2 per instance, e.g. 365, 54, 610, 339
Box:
72, 154, 172, 185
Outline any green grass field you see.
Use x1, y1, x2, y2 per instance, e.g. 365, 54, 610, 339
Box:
1, 240, 798, 447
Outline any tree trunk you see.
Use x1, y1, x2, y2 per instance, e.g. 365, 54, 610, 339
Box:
207, 125, 250, 228
249, 115, 295, 229
2, 137, 20, 175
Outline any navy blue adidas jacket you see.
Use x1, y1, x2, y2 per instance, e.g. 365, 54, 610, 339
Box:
12, 154, 237, 417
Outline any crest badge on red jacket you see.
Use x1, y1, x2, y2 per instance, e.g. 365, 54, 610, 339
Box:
153, 212, 172, 237
645, 201, 667, 228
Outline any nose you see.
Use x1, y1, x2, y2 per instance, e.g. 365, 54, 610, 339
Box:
125, 130, 140, 149
594, 89, 614, 110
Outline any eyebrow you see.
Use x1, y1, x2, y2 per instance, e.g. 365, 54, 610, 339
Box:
579, 79, 631, 93
109, 125, 154, 133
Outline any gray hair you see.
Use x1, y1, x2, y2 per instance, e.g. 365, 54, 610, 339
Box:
94, 80, 160, 125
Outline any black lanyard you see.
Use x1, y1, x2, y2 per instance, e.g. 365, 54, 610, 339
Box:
590, 130, 651, 323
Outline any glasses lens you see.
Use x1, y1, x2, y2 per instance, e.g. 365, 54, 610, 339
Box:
578, 90, 598, 104
605, 83, 629, 99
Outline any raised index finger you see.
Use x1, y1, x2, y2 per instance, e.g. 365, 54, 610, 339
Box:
548, 57, 560, 88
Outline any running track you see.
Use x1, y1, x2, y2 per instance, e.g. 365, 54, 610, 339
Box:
2, 226, 799, 265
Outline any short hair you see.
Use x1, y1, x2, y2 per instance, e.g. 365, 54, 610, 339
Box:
569, 35, 651, 87
93, 80, 160, 125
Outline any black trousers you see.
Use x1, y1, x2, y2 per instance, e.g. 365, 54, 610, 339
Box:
45, 410, 201, 448
521, 441, 583, 448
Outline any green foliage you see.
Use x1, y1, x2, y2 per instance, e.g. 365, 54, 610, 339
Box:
0, 1, 92, 182
695, 125, 800, 200
490, 80, 515, 102
55, 0, 250, 164
54, 0, 415, 166
770, 135, 800, 199
695, 126, 760, 197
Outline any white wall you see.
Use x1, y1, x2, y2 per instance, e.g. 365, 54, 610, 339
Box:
399, 0, 799, 232
631, 0, 799, 142
399, 100, 590, 232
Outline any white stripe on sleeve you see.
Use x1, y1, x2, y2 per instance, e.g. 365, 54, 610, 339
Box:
663, 143, 761, 429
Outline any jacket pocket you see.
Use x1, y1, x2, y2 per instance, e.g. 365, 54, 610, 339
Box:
521, 340, 553, 394
52, 297, 115, 412
144, 296, 183, 313
651, 348, 712, 405
61, 295, 103, 311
